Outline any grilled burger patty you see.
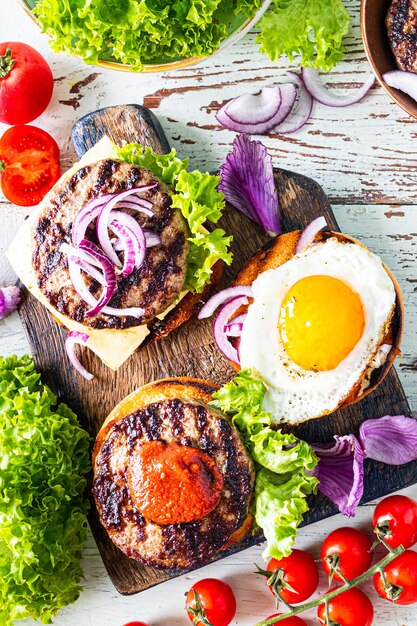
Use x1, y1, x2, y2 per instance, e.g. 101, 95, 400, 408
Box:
93, 382, 255, 570
387, 0, 417, 72
32, 159, 189, 329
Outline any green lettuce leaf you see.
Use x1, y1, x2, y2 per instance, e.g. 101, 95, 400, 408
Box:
256, 0, 350, 72
117, 143, 232, 293
34, 0, 235, 70
211, 369, 318, 559
0, 355, 90, 626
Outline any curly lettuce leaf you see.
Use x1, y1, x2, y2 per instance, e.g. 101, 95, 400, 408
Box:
257, 0, 350, 72
212, 369, 318, 559
34, 0, 231, 70
117, 143, 232, 293
0, 355, 90, 626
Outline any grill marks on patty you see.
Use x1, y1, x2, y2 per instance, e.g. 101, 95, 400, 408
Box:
93, 398, 255, 570
32, 159, 190, 329
387, 0, 417, 72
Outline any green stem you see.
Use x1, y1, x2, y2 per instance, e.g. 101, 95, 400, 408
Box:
0, 49, 15, 78
254, 545, 404, 626
0, 161, 5, 173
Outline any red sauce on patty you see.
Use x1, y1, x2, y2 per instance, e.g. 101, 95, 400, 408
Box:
128, 440, 223, 525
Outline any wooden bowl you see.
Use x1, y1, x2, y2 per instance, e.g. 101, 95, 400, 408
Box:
361, 0, 417, 119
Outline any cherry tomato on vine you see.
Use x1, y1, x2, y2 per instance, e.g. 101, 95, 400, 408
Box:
0, 125, 61, 206
0, 42, 53, 125
373, 495, 417, 549
374, 549, 417, 605
321, 527, 372, 582
265, 549, 319, 605
266, 615, 307, 625
317, 587, 374, 626
185, 578, 236, 626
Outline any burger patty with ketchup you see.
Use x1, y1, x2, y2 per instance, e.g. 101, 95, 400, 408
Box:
92, 378, 255, 570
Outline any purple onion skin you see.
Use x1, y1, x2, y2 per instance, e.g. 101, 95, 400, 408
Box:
359, 415, 417, 465
0, 285, 20, 319
312, 435, 365, 517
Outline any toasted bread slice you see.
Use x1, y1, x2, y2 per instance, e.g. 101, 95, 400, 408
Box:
232, 230, 404, 412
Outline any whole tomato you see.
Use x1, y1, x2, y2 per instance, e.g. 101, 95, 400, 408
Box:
185, 578, 236, 626
321, 527, 373, 582
373, 495, 417, 549
0, 42, 53, 125
317, 587, 374, 626
374, 549, 417, 605
265, 549, 319, 605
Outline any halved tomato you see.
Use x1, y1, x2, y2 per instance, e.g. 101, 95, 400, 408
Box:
0, 125, 61, 206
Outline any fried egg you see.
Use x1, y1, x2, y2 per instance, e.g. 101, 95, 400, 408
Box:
239, 236, 397, 424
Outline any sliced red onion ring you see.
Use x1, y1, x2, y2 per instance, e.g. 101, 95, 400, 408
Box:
110, 211, 160, 250
301, 68, 375, 107
72, 195, 114, 247
224, 322, 244, 336
78, 240, 117, 317
216, 84, 297, 134
117, 197, 154, 212
198, 286, 253, 320
273, 72, 313, 134
65, 331, 94, 381
96, 187, 156, 267
68, 261, 144, 318
109, 218, 146, 277
296, 216, 327, 254
214, 296, 249, 364
70, 256, 105, 285
383, 70, 417, 102
60, 242, 103, 269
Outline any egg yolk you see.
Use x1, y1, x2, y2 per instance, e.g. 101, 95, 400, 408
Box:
278, 275, 365, 371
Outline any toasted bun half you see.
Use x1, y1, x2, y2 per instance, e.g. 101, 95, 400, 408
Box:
232, 230, 404, 413
92, 377, 255, 569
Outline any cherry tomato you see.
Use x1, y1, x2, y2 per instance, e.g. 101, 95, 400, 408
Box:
0, 42, 53, 125
373, 495, 417, 549
317, 587, 374, 626
266, 615, 307, 625
374, 549, 417, 605
321, 527, 372, 583
0, 125, 61, 206
185, 578, 236, 626
122, 623, 149, 626
266, 549, 319, 604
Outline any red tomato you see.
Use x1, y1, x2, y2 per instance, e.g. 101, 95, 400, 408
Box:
122, 623, 149, 626
374, 549, 417, 605
317, 587, 374, 626
266, 614, 307, 625
0, 42, 53, 125
0, 125, 61, 206
321, 527, 372, 582
186, 578, 236, 626
373, 495, 417, 549
266, 549, 319, 604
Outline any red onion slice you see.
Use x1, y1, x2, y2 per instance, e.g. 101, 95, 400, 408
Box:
96, 187, 156, 266
78, 240, 117, 317
296, 216, 327, 254
110, 211, 160, 249
109, 218, 146, 277
216, 84, 297, 134
60, 242, 102, 270
301, 68, 375, 107
224, 322, 244, 336
117, 197, 154, 213
72, 195, 114, 247
383, 70, 417, 102
273, 72, 313, 134
198, 286, 253, 319
68, 261, 144, 318
69, 256, 105, 285
65, 331, 94, 381
214, 296, 249, 364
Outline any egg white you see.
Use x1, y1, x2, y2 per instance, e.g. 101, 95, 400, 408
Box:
239, 237, 396, 424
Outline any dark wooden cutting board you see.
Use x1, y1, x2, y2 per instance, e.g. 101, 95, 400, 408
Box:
18, 104, 416, 595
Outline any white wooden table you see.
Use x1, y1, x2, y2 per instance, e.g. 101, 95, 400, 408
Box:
1, 1, 417, 624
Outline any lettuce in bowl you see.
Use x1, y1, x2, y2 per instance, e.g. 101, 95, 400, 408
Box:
0, 355, 90, 626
